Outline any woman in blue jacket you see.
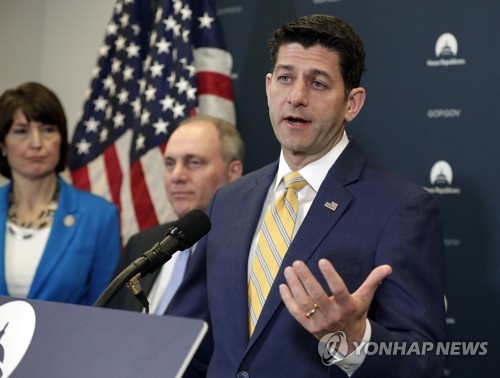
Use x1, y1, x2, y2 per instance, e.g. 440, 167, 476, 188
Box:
0, 82, 121, 305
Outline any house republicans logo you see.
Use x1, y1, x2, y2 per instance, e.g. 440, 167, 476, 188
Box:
424, 160, 461, 195
0, 301, 36, 377
318, 331, 349, 365
426, 33, 466, 67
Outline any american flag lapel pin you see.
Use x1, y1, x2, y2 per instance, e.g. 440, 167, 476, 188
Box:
324, 201, 338, 211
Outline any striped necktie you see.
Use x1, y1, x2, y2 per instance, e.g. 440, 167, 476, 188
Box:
248, 172, 307, 335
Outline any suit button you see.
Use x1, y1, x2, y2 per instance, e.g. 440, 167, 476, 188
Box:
237, 371, 249, 378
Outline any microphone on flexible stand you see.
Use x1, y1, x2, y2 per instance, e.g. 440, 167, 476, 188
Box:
94, 209, 211, 309
125, 273, 150, 312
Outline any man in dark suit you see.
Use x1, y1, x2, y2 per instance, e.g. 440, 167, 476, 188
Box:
107, 115, 243, 313
168, 14, 445, 377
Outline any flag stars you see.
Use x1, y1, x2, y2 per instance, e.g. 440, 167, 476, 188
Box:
102, 75, 113, 88
140, 109, 151, 125
102, 75, 116, 95
160, 95, 175, 111
152, 118, 169, 135
123, 66, 134, 81
175, 77, 189, 94
149, 30, 158, 47
135, 133, 146, 151
84, 117, 100, 133
182, 29, 190, 43
180, 5, 192, 21
172, 102, 186, 119
106, 22, 118, 36
187, 86, 197, 100
131, 97, 141, 118
120, 13, 130, 27
167, 72, 176, 88
105, 105, 113, 120
156, 38, 172, 54
117, 89, 129, 104
111, 58, 121, 73
149, 61, 165, 77
172, 23, 182, 37
113, 112, 125, 128
75, 138, 91, 155
163, 16, 177, 31
93, 96, 108, 112
185, 63, 196, 77
114, 2, 123, 14
199, 12, 214, 29
99, 44, 110, 57
138, 78, 147, 95
91, 66, 101, 79
155, 7, 163, 23
126, 42, 140, 58
173, 0, 183, 14
144, 85, 157, 101
71, 0, 235, 241
100, 128, 109, 143
115, 35, 127, 51
143, 55, 152, 71
131, 24, 140, 36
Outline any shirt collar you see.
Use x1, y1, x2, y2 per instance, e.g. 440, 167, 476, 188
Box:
275, 131, 349, 192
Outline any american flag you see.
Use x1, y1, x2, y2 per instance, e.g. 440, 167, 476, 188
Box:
69, 0, 235, 244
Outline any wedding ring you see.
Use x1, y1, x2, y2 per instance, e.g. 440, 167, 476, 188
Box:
304, 302, 318, 318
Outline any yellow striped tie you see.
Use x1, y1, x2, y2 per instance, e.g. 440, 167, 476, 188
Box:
248, 172, 307, 335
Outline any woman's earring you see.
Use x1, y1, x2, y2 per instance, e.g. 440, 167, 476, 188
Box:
1, 151, 6, 157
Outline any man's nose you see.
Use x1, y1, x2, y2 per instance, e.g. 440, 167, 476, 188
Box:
287, 81, 309, 107
170, 163, 189, 181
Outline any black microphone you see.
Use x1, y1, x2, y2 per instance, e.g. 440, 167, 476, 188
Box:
132, 208, 211, 278
94, 209, 211, 308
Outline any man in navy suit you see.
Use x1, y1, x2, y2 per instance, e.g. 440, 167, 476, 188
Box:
168, 14, 445, 377
108, 115, 243, 313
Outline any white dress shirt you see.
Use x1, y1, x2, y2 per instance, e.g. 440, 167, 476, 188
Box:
146, 244, 195, 315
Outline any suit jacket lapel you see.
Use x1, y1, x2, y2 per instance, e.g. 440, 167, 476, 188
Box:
29, 178, 79, 298
247, 141, 366, 349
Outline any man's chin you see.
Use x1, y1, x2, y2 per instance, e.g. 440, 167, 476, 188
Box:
173, 204, 196, 219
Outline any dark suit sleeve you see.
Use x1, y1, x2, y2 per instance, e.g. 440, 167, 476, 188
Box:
166, 234, 213, 377
353, 191, 445, 378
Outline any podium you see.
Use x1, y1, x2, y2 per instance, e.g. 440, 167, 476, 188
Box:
0, 295, 207, 378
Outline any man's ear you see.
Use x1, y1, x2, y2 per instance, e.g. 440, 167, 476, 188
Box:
345, 87, 366, 122
265, 73, 272, 104
227, 160, 243, 182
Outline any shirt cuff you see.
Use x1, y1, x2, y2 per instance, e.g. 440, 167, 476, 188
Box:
334, 319, 371, 377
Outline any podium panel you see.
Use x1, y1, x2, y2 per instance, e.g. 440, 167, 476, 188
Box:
0, 296, 207, 378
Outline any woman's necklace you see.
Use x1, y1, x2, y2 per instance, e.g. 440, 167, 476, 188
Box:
7, 181, 59, 230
